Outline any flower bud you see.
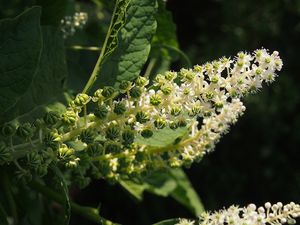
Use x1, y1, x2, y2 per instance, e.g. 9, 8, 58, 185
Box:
94, 105, 108, 119
0, 142, 12, 164
135, 77, 149, 87
61, 110, 77, 125
26, 152, 42, 169
102, 86, 115, 98
59, 144, 74, 159
71, 93, 90, 107
113, 101, 126, 115
141, 128, 153, 138
43, 111, 60, 126
43, 132, 61, 150
1, 123, 17, 137
135, 111, 149, 123
86, 143, 104, 156
122, 129, 135, 146
130, 87, 142, 98
16, 122, 34, 139
79, 129, 95, 144
105, 141, 122, 153
119, 81, 132, 91
106, 125, 120, 140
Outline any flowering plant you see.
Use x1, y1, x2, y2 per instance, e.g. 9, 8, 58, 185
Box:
0, 0, 296, 225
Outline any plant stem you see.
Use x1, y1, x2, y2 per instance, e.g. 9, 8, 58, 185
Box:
29, 180, 117, 224
144, 58, 157, 78
82, 1, 120, 94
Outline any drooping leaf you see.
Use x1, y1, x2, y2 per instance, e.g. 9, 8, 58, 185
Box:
120, 168, 204, 216
152, 218, 180, 225
0, 7, 42, 116
92, 0, 157, 89
135, 127, 189, 149
169, 169, 205, 216
0, 25, 68, 123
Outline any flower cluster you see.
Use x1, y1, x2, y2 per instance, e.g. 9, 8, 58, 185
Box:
0, 48, 282, 186
176, 202, 300, 225
60, 12, 88, 38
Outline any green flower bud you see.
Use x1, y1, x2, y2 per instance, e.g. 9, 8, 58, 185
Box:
130, 86, 142, 98
61, 110, 77, 125
119, 81, 132, 91
164, 71, 177, 81
79, 129, 95, 144
43, 111, 60, 126
99, 160, 111, 177
0, 142, 12, 164
193, 65, 203, 73
71, 93, 90, 108
43, 132, 61, 150
106, 125, 120, 140
150, 94, 162, 106
135, 76, 149, 87
94, 105, 108, 119
135, 111, 149, 123
102, 86, 115, 98
141, 129, 153, 138
122, 129, 135, 146
1, 123, 17, 137
26, 152, 42, 169
16, 122, 34, 139
189, 105, 201, 116
214, 102, 223, 109
113, 101, 126, 115
161, 85, 172, 95
15, 170, 32, 183
93, 89, 103, 102
171, 106, 182, 116
105, 141, 122, 153
86, 143, 104, 157
154, 118, 166, 129
58, 144, 74, 159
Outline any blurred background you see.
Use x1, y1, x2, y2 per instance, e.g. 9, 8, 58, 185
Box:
1, 0, 300, 224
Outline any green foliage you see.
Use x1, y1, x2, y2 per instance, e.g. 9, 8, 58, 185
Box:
119, 168, 204, 216
152, 218, 180, 225
93, 0, 157, 88
0, 7, 42, 119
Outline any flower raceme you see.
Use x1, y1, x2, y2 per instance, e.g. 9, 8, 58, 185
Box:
0, 48, 282, 184
176, 202, 300, 225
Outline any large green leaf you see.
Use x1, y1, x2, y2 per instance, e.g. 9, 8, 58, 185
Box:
0, 25, 68, 123
0, 7, 42, 116
120, 169, 204, 216
94, 0, 157, 88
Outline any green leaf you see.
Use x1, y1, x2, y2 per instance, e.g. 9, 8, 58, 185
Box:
36, 0, 68, 26
51, 166, 71, 225
120, 169, 204, 216
0, 7, 42, 116
92, 0, 158, 89
0, 25, 68, 123
152, 218, 180, 225
135, 127, 189, 149
169, 169, 205, 216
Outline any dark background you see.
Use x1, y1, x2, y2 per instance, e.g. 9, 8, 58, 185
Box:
1, 0, 300, 224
